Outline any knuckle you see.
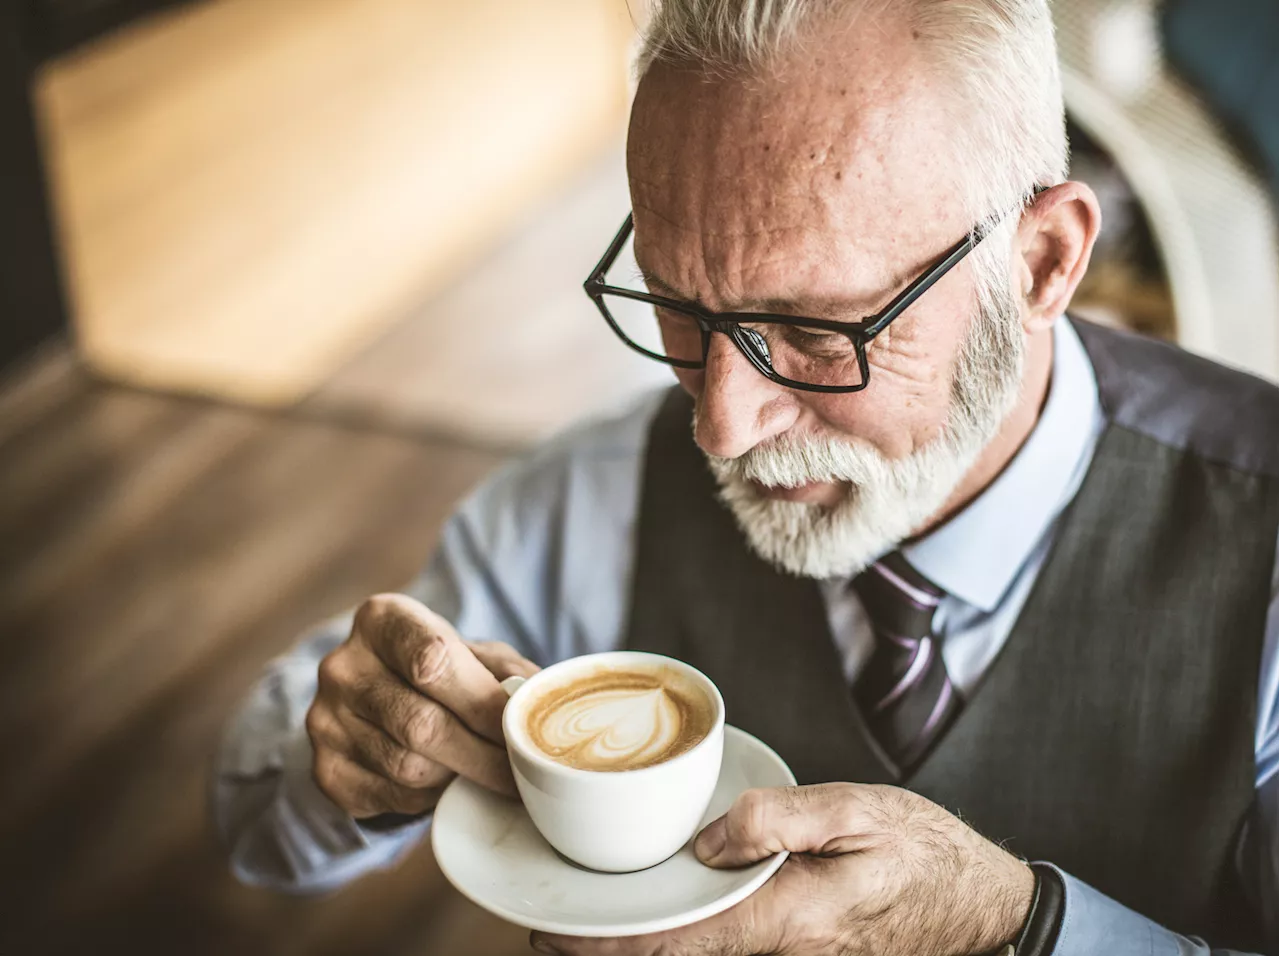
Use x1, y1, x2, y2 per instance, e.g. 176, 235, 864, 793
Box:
384, 741, 426, 786
354, 594, 392, 634
408, 636, 451, 689
404, 701, 447, 753
387, 748, 418, 786
835, 784, 872, 832
316, 650, 348, 695
865, 783, 913, 833
304, 703, 325, 743
733, 788, 771, 842
311, 750, 342, 801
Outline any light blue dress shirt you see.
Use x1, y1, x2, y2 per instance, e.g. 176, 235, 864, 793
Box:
215, 319, 1279, 953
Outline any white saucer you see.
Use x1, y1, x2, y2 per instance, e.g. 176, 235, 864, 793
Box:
431, 725, 796, 937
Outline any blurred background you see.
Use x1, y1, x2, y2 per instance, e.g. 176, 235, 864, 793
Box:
0, 0, 1274, 953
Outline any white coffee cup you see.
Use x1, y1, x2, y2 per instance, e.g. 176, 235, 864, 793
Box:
500, 650, 726, 873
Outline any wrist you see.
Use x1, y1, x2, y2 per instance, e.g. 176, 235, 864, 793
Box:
999, 859, 1037, 945
970, 854, 1036, 954
1008, 863, 1065, 956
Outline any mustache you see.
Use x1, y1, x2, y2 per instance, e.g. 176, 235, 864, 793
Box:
705, 433, 889, 490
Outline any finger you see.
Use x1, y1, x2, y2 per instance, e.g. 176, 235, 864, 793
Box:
356, 594, 509, 742
531, 879, 779, 956
465, 640, 540, 681
349, 677, 517, 796
694, 783, 878, 867
311, 746, 439, 819
335, 705, 456, 790
308, 701, 454, 796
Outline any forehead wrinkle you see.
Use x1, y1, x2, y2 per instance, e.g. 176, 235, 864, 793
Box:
627, 24, 974, 320
722, 233, 957, 319
637, 231, 939, 322
633, 160, 970, 320
632, 190, 957, 319
634, 215, 843, 313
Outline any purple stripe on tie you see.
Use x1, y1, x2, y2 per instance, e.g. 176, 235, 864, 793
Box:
871, 561, 941, 609
914, 674, 955, 746
873, 636, 933, 714
884, 633, 920, 650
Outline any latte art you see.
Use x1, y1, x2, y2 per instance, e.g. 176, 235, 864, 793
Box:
524, 668, 715, 771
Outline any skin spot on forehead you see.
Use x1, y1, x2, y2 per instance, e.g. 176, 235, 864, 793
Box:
628, 48, 967, 318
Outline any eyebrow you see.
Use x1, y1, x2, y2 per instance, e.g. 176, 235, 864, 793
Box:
638, 268, 886, 320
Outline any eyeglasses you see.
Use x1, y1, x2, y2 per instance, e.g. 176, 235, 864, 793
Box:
583, 197, 1036, 393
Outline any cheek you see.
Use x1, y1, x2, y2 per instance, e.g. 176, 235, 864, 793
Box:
819, 307, 967, 455
809, 336, 960, 458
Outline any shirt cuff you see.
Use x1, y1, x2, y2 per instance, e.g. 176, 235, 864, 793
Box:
1044, 864, 1209, 956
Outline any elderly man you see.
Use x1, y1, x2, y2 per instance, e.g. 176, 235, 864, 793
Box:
215, 1, 1277, 953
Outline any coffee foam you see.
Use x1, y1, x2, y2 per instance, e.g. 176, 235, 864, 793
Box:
523, 666, 715, 772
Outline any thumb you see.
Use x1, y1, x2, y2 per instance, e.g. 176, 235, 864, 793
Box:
694, 783, 875, 868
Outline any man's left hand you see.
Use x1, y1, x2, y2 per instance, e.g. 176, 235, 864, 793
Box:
530, 783, 1034, 956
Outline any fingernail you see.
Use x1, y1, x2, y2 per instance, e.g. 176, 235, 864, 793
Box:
694, 817, 727, 864
530, 934, 561, 955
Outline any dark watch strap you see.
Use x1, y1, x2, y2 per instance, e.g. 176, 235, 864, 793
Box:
1013, 863, 1066, 956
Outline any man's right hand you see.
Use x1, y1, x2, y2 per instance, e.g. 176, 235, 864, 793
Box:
305, 593, 539, 820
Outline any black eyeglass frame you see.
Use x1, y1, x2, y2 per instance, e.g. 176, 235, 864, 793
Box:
583, 189, 1043, 394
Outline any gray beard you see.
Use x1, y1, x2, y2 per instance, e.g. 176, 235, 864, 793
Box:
704, 285, 1026, 579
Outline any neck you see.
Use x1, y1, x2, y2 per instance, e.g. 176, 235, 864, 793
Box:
916, 322, 1056, 536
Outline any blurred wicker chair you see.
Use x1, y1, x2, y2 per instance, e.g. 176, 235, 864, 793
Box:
1053, 0, 1278, 380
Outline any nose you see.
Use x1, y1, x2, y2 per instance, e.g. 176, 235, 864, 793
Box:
689, 331, 797, 459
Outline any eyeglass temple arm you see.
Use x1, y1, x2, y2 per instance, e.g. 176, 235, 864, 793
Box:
861, 232, 981, 339
862, 185, 1048, 339
585, 213, 635, 290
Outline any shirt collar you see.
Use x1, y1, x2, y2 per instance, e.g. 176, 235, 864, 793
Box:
900, 318, 1103, 613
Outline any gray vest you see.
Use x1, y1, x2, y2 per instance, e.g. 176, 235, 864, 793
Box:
625, 318, 1277, 946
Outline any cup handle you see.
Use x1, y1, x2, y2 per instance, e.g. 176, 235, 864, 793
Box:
499, 675, 526, 698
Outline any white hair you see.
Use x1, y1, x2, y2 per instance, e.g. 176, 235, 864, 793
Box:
636, 0, 1070, 304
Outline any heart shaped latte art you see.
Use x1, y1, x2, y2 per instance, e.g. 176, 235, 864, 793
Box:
526, 671, 709, 771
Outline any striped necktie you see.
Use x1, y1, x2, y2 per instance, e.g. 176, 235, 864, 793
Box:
851, 552, 962, 774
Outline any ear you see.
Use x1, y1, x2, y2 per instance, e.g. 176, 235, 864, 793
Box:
1014, 182, 1101, 333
